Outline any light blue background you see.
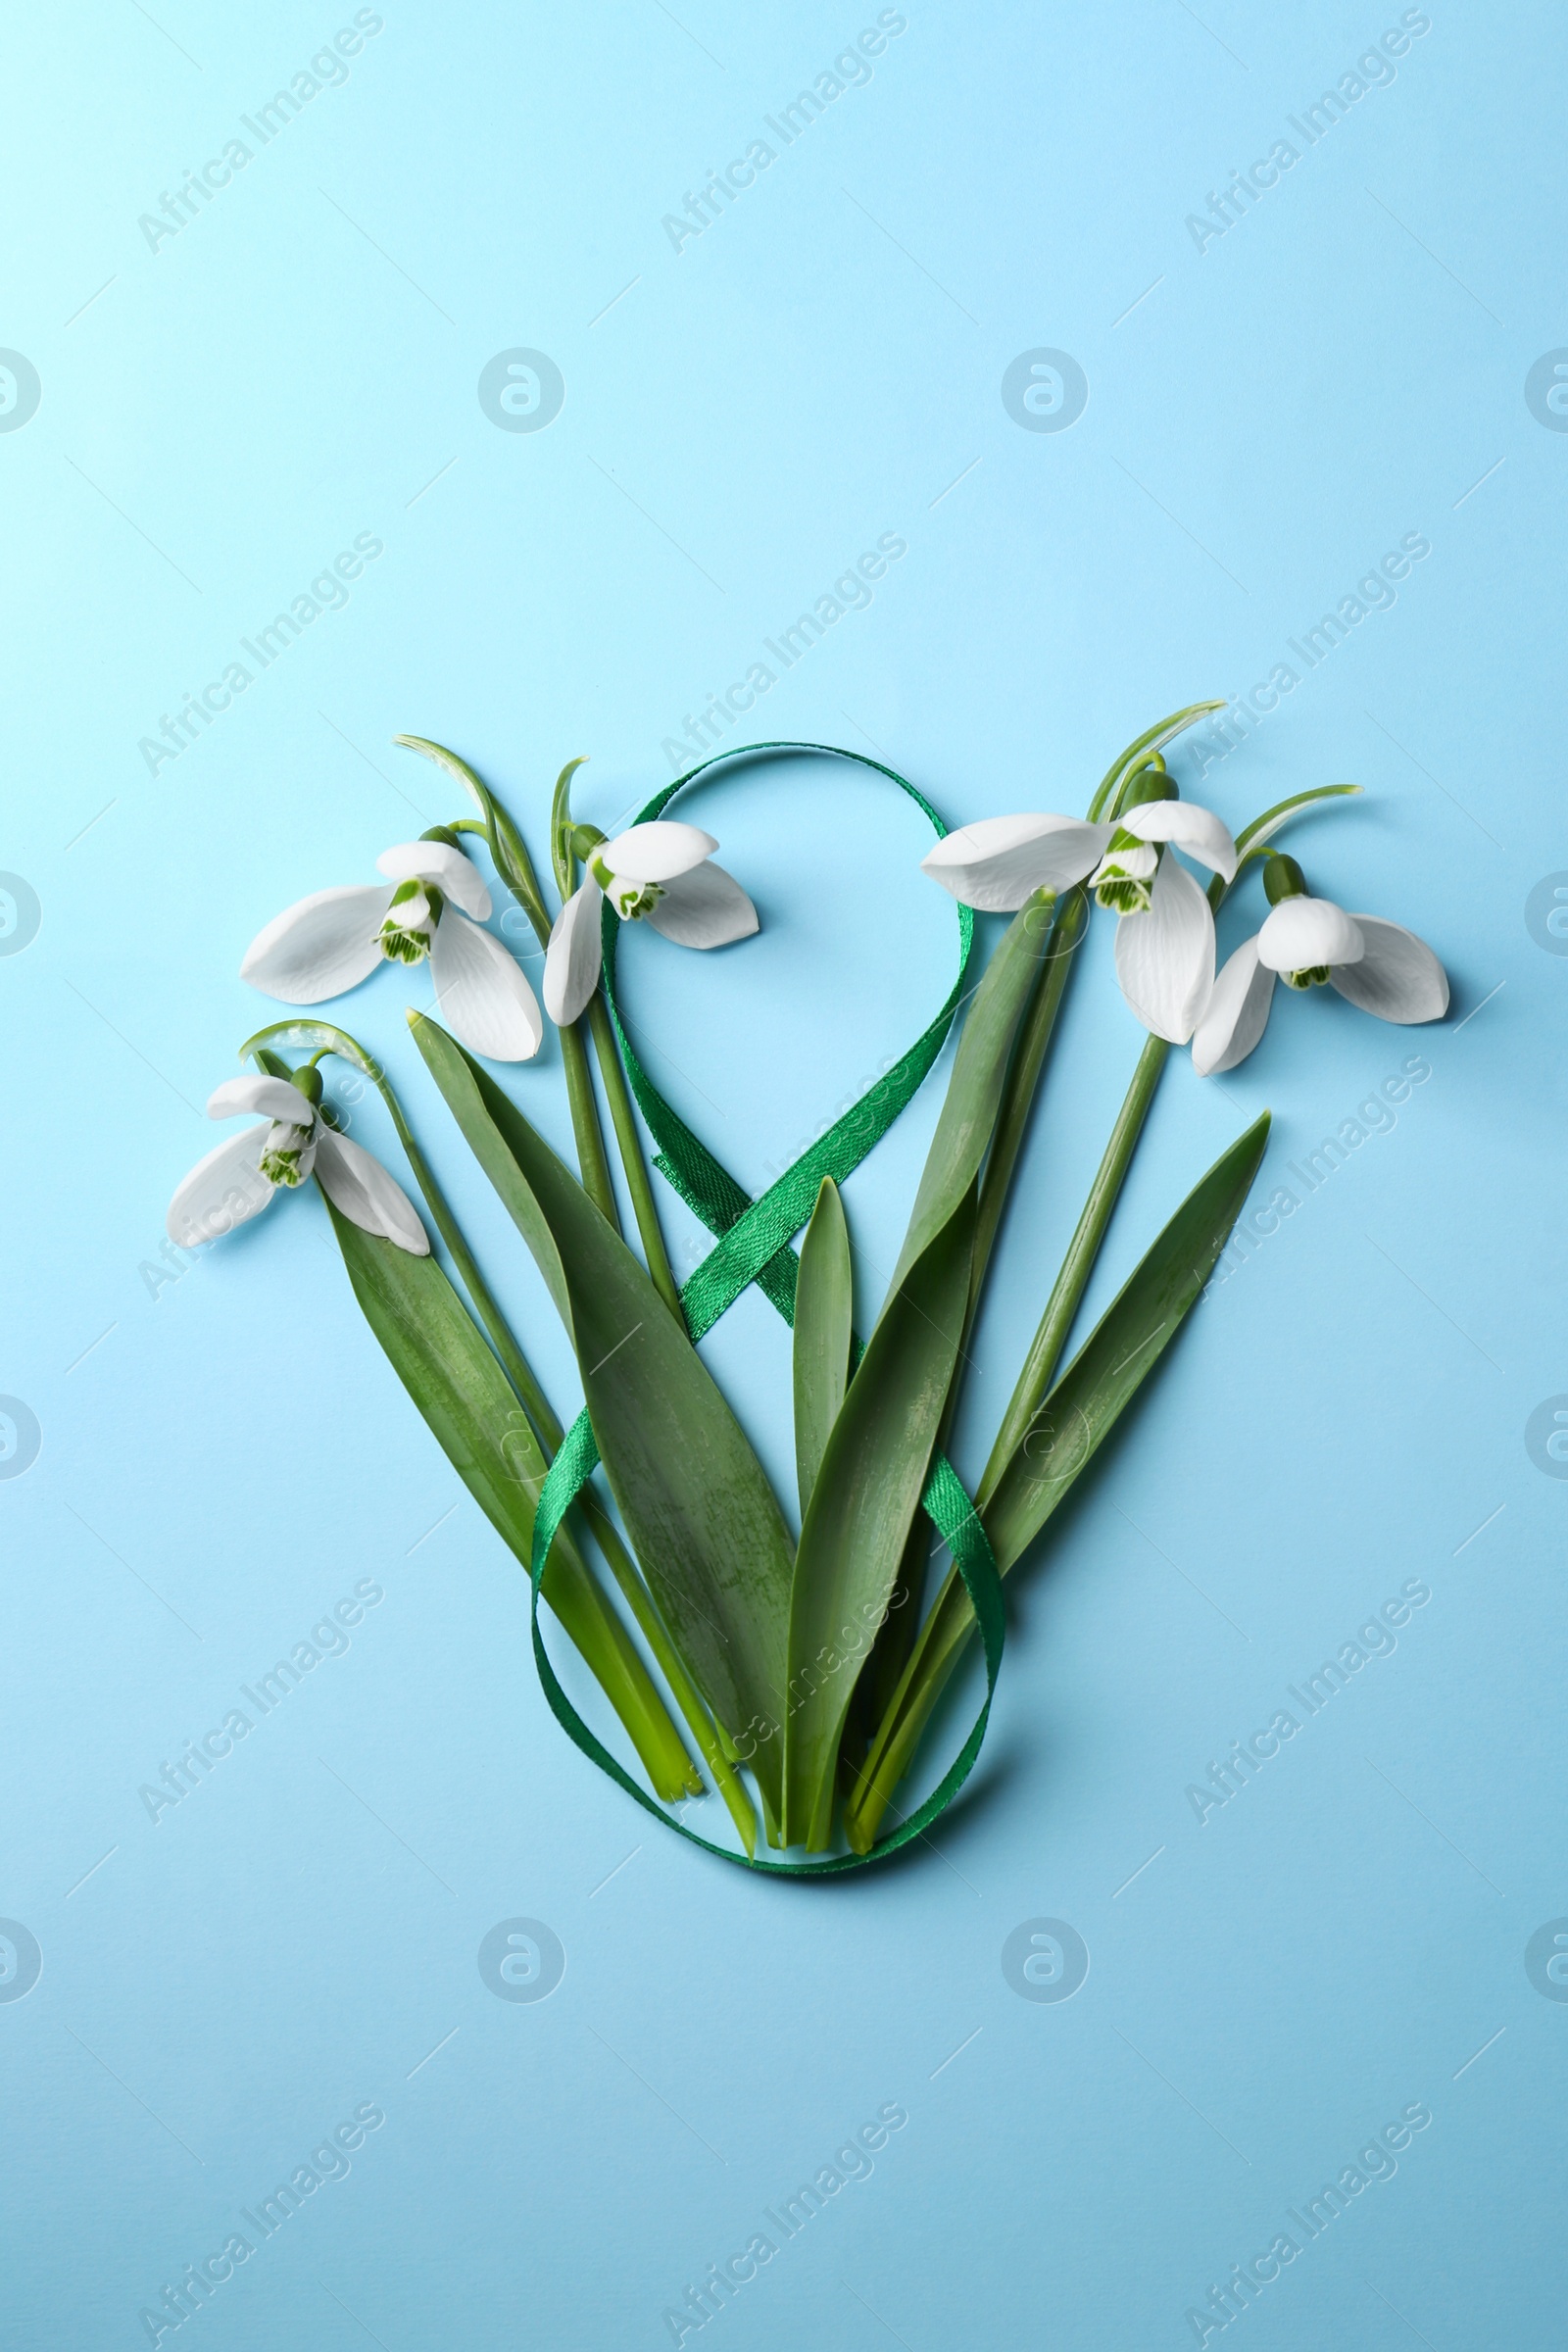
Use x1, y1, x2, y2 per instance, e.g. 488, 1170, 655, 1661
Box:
2, 3, 1562, 2344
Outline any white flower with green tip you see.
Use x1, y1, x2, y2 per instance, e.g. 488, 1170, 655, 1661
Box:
1192, 854, 1448, 1076
920, 788, 1238, 1044
166, 1075, 428, 1253
242, 837, 543, 1062
544, 819, 759, 1026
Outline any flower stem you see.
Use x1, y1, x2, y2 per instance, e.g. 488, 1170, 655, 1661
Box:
970, 886, 1088, 1307
585, 993, 684, 1324
412, 742, 620, 1230
976, 1031, 1170, 1510
559, 1018, 620, 1229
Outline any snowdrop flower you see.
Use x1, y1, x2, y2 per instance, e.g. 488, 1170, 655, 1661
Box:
544, 819, 759, 1026
241, 837, 543, 1061
920, 781, 1238, 1044
167, 1071, 428, 1253
1192, 854, 1448, 1076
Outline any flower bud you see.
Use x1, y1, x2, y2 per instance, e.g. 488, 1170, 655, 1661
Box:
1263, 853, 1307, 904
1117, 759, 1177, 815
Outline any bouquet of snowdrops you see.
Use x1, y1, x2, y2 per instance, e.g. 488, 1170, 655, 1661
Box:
167, 712, 1446, 1873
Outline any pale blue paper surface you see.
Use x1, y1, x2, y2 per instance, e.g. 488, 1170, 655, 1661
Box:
2, 4, 1563, 2345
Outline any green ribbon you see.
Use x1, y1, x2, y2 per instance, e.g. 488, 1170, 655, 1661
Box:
526, 741, 1005, 1872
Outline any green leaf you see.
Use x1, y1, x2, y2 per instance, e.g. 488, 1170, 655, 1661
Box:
321, 1195, 699, 1803
785, 1184, 977, 1846
983, 1111, 1271, 1570
847, 1112, 1271, 1845
410, 1011, 797, 1824
550, 757, 589, 902
790, 899, 1054, 1847
793, 1177, 853, 1520
1235, 783, 1361, 864
883, 895, 1051, 1303
1086, 702, 1227, 822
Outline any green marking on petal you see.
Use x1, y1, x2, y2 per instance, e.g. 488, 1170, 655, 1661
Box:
1284, 964, 1331, 991
379, 926, 433, 965
1094, 872, 1153, 915
378, 877, 442, 965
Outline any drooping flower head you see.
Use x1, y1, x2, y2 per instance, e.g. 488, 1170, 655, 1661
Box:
1192, 853, 1448, 1075
167, 1068, 427, 1253
242, 833, 543, 1062
920, 766, 1238, 1044
544, 819, 759, 1026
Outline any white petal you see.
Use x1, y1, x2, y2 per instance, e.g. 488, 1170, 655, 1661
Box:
642, 860, 760, 948
1328, 916, 1449, 1023
314, 1129, 429, 1254
1120, 799, 1238, 883
600, 820, 717, 885
376, 840, 491, 920
543, 880, 606, 1024
241, 885, 394, 1004
428, 911, 543, 1060
1257, 897, 1364, 973
1192, 936, 1277, 1076
206, 1075, 315, 1126
1090, 841, 1157, 885
1113, 852, 1215, 1043
166, 1127, 276, 1249
920, 814, 1112, 911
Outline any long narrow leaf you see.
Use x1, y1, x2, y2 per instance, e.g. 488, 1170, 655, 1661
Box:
322, 1198, 698, 1802
793, 1177, 853, 1519
1235, 782, 1362, 868
847, 1111, 1270, 1846
785, 1186, 977, 1846
411, 1011, 797, 1823
984, 1111, 1270, 1568
883, 896, 1050, 1302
